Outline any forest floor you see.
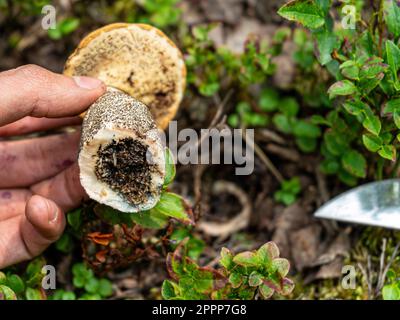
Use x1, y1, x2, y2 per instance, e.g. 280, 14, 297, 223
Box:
1, 0, 400, 300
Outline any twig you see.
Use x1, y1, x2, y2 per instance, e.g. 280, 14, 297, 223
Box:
198, 180, 252, 240
193, 90, 233, 219
375, 238, 387, 296
376, 240, 400, 296
315, 168, 330, 203
241, 127, 284, 183
265, 143, 300, 162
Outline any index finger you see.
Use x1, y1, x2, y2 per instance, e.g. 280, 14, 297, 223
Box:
0, 64, 106, 126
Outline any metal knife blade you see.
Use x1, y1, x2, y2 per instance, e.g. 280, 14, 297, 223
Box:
314, 179, 400, 230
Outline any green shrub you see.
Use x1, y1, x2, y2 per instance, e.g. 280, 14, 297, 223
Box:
162, 240, 294, 300
279, 0, 400, 184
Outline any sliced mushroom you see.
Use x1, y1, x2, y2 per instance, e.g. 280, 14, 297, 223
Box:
64, 23, 186, 212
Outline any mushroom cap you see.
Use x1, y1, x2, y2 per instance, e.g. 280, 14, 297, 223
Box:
64, 23, 186, 130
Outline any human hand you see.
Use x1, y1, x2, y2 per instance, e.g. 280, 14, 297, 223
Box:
0, 64, 106, 269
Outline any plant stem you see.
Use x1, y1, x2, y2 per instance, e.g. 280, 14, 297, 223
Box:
391, 156, 400, 178
376, 158, 384, 180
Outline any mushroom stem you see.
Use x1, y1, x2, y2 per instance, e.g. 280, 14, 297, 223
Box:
78, 88, 165, 213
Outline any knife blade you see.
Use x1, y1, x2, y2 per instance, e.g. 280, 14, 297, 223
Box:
314, 179, 400, 230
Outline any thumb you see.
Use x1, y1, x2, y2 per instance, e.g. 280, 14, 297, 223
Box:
0, 64, 106, 126
20, 195, 66, 258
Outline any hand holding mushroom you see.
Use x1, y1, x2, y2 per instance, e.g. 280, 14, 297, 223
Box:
0, 64, 106, 269
0, 23, 185, 268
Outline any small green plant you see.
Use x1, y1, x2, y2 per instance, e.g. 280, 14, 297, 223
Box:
228, 87, 321, 153
139, 0, 181, 28
162, 240, 294, 300
278, 0, 400, 185
48, 18, 80, 40
50, 263, 113, 300
274, 177, 302, 206
184, 24, 274, 97
0, 258, 47, 300
170, 227, 206, 260
382, 269, 400, 300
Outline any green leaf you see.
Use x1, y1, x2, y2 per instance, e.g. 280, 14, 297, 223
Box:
315, 29, 340, 65
161, 280, 178, 299
338, 168, 358, 186
233, 251, 260, 267
98, 279, 113, 297
296, 137, 317, 153
341, 150, 367, 178
293, 120, 321, 138
386, 40, 400, 85
273, 114, 292, 134
25, 257, 46, 288
228, 114, 239, 127
259, 283, 274, 299
281, 278, 295, 295
199, 82, 219, 96
219, 247, 234, 270
228, 273, 244, 288
328, 80, 357, 99
59, 18, 79, 35
84, 278, 99, 294
259, 88, 279, 112
271, 258, 290, 277
319, 159, 339, 174
0, 285, 17, 300
248, 271, 263, 287
383, 284, 400, 300
6, 274, 25, 294
257, 242, 280, 265
278, 0, 326, 29
55, 233, 74, 253
25, 287, 44, 300
340, 60, 359, 80
280, 98, 300, 117
155, 192, 192, 224
274, 191, 296, 206
67, 208, 82, 231
163, 148, 176, 188
394, 110, 400, 129
342, 99, 367, 116
378, 145, 396, 161
130, 208, 168, 229
384, 0, 400, 38
362, 114, 381, 136
384, 98, 400, 114
324, 130, 349, 156
362, 134, 382, 152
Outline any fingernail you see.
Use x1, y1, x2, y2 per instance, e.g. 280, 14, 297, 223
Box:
40, 199, 58, 223
73, 76, 103, 90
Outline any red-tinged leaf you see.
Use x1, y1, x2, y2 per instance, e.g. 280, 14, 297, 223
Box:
259, 283, 274, 299
86, 232, 113, 246
229, 273, 244, 288
166, 238, 189, 280
262, 278, 281, 292
95, 250, 108, 263
219, 247, 234, 270
248, 271, 263, 287
272, 258, 290, 277
280, 278, 295, 295
233, 251, 259, 267
257, 242, 280, 265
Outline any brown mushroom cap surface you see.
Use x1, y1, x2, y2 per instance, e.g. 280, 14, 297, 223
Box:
64, 23, 186, 129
